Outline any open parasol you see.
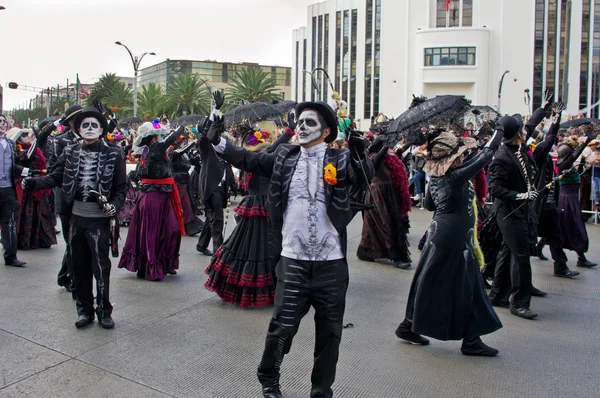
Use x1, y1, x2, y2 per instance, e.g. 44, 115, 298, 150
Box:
560, 118, 599, 129
224, 102, 282, 128
459, 106, 500, 130
173, 114, 206, 127
272, 100, 297, 113
120, 116, 145, 125
369, 120, 393, 134
383, 95, 471, 145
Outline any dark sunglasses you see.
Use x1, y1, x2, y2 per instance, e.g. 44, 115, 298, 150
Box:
82, 122, 100, 129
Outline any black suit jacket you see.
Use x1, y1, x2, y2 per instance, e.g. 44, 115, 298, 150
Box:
221, 142, 372, 255
197, 135, 228, 204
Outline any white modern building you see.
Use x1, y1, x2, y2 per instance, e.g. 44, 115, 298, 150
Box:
292, 0, 600, 128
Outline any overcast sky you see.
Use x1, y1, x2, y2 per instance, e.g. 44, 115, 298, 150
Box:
1, 0, 318, 110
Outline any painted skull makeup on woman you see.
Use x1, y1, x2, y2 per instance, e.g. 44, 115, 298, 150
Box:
296, 110, 329, 147
19, 130, 32, 144
79, 117, 103, 142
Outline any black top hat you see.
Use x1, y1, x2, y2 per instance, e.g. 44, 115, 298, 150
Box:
295, 101, 338, 143
499, 115, 521, 143
73, 107, 109, 135
62, 104, 83, 126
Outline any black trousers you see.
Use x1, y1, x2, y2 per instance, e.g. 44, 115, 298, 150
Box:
197, 186, 224, 252
490, 216, 532, 309
69, 216, 113, 317
0, 187, 20, 263
57, 213, 73, 286
257, 257, 349, 398
539, 205, 569, 274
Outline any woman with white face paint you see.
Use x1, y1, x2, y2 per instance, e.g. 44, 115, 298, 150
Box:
23, 107, 128, 330
5, 127, 56, 250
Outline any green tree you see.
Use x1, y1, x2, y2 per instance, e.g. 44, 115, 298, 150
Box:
138, 83, 167, 120
105, 81, 133, 118
165, 73, 211, 119
86, 73, 121, 105
226, 67, 283, 107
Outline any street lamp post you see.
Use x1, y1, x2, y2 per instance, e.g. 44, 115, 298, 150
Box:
115, 41, 155, 117
498, 70, 510, 114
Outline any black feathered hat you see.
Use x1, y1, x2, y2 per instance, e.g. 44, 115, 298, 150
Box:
62, 104, 83, 126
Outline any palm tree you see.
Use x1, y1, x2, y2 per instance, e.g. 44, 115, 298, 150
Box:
165, 73, 211, 119
105, 81, 133, 118
226, 67, 284, 107
138, 83, 167, 120
86, 73, 121, 105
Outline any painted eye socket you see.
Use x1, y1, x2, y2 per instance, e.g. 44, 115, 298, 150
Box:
82, 122, 99, 129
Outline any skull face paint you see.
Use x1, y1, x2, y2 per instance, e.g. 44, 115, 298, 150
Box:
79, 117, 103, 141
0, 116, 7, 134
296, 110, 324, 146
19, 130, 32, 144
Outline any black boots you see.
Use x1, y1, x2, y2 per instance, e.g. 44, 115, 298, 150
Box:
75, 314, 94, 328
461, 337, 499, 357
261, 385, 283, 398
395, 319, 430, 345
535, 241, 548, 261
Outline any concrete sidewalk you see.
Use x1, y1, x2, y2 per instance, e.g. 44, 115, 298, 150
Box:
1, 210, 599, 398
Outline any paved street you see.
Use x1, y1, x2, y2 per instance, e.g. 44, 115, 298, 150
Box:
1, 208, 599, 398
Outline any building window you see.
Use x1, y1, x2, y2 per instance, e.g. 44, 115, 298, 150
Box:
580, 0, 590, 111
436, 0, 471, 28
342, 10, 350, 102
591, 0, 600, 117
546, 0, 558, 99
533, 0, 545, 109
558, 0, 572, 102
424, 47, 476, 66
335, 11, 341, 92
350, 9, 358, 117
364, 0, 373, 120
303, 39, 307, 101
374, 0, 381, 115
324, 14, 330, 100
311, 17, 317, 101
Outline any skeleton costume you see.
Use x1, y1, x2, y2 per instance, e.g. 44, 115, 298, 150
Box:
5, 128, 56, 250
118, 123, 186, 281
0, 115, 29, 267
25, 107, 127, 328
210, 101, 372, 398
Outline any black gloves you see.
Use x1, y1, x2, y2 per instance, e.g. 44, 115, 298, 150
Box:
348, 130, 366, 159
213, 90, 225, 111
21, 178, 36, 191
207, 116, 225, 146
287, 110, 297, 131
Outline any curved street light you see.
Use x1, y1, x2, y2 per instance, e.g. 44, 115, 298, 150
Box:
115, 41, 156, 117
498, 70, 510, 113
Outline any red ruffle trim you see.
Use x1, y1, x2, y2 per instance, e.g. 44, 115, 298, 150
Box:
233, 204, 269, 217
384, 152, 412, 216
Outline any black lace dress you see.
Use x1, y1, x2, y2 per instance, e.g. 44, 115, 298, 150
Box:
405, 148, 503, 340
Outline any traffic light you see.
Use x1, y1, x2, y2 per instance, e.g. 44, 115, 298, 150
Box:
8, 82, 18, 89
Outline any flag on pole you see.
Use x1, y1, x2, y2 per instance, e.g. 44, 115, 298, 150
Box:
446, 0, 451, 12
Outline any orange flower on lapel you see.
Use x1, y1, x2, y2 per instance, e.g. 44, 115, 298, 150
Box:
324, 164, 337, 186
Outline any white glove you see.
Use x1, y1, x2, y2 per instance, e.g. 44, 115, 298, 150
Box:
103, 203, 117, 217
515, 190, 539, 201
53, 118, 64, 127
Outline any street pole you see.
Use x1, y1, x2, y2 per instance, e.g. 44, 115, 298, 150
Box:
115, 42, 155, 118
498, 70, 510, 114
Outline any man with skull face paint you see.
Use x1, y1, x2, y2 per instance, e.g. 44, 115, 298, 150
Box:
0, 115, 29, 267
208, 99, 372, 398
23, 107, 127, 329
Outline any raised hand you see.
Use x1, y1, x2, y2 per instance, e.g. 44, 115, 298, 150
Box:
515, 190, 539, 201
213, 90, 225, 110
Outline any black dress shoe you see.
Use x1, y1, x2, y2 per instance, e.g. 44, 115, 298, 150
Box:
536, 248, 548, 261
98, 314, 115, 329
531, 286, 548, 297
577, 259, 598, 268
392, 260, 412, 269
262, 386, 283, 398
510, 307, 538, 319
461, 337, 499, 357
554, 270, 580, 279
395, 319, 430, 345
75, 314, 94, 328
357, 254, 375, 262
196, 246, 213, 256
5, 259, 26, 267
167, 270, 177, 275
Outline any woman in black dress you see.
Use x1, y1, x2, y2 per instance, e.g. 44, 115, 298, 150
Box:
396, 126, 504, 357
204, 124, 293, 307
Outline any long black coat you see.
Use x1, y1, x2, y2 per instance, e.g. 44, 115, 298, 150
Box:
221, 142, 372, 256
196, 136, 235, 205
